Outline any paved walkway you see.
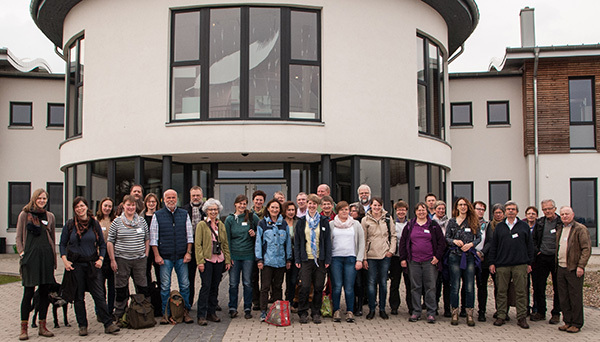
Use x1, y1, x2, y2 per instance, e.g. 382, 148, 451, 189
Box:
1, 253, 599, 341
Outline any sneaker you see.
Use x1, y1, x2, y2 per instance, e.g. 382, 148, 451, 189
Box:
79, 327, 88, 336
549, 314, 560, 325
229, 311, 238, 319
244, 311, 252, 319
354, 309, 363, 317
346, 311, 355, 323
260, 311, 267, 322
299, 315, 308, 324
379, 311, 389, 319
104, 323, 120, 334
313, 315, 322, 324
408, 314, 419, 322
333, 310, 342, 322
427, 315, 435, 324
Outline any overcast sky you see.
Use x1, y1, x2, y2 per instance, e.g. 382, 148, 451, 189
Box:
1, 0, 599, 74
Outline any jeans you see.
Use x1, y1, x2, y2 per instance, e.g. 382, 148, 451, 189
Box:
160, 258, 191, 315
408, 259, 438, 316
532, 253, 561, 316
389, 255, 412, 312
73, 262, 112, 327
449, 253, 475, 308
366, 257, 391, 312
229, 259, 254, 313
331, 256, 357, 312
198, 261, 224, 318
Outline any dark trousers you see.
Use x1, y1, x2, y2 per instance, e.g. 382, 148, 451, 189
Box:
354, 269, 368, 312
73, 262, 112, 328
389, 256, 412, 312
146, 247, 161, 286
557, 266, 584, 328
260, 266, 285, 311
100, 260, 115, 315
532, 253, 561, 316
21, 285, 49, 321
298, 260, 327, 317
436, 270, 450, 313
187, 247, 198, 305
251, 262, 260, 306
476, 260, 490, 314
285, 262, 299, 303
197, 261, 224, 318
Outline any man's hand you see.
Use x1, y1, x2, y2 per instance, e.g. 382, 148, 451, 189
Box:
183, 252, 191, 263
576, 267, 585, 277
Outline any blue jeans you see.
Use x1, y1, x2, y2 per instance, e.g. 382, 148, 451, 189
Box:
159, 258, 191, 314
228, 259, 254, 313
449, 253, 475, 308
331, 256, 357, 312
367, 257, 391, 312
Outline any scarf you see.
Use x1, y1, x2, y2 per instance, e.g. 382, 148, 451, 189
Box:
307, 212, 321, 266
26, 208, 47, 237
74, 215, 91, 239
121, 212, 142, 228
332, 215, 354, 229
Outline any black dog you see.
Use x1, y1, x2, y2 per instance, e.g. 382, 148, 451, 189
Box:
31, 282, 70, 328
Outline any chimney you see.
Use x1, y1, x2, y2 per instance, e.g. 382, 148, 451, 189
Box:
520, 7, 536, 48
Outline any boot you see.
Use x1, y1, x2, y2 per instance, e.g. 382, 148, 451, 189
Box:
38, 319, 54, 337
451, 307, 459, 326
19, 320, 29, 340
466, 308, 475, 327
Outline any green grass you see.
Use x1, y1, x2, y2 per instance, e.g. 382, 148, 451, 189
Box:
0, 274, 21, 285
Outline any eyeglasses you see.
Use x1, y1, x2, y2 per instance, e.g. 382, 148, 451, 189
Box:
475, 208, 485, 211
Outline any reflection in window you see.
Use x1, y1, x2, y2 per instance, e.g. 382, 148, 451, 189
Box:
451, 182, 473, 206
9, 182, 30, 227
115, 159, 135, 205
48, 103, 65, 127
66, 35, 84, 138
417, 36, 444, 139
451, 103, 472, 126
487, 101, 509, 125
488, 181, 510, 219
390, 160, 409, 208
10, 102, 32, 126
144, 159, 163, 199
172, 66, 201, 120
291, 11, 318, 61
569, 78, 595, 149
218, 163, 284, 178
91, 161, 108, 213
47, 182, 63, 227
570, 178, 597, 246
289, 65, 319, 119
334, 159, 352, 203
360, 159, 381, 198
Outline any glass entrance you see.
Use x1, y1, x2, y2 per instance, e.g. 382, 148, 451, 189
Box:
214, 179, 287, 219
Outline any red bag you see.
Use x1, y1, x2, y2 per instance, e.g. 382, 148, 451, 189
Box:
265, 300, 291, 327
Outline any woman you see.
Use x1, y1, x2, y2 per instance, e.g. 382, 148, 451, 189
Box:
445, 197, 481, 326
59, 197, 120, 336
282, 201, 299, 311
294, 194, 331, 324
225, 195, 259, 320
350, 202, 367, 315
255, 199, 292, 321
96, 197, 116, 317
362, 197, 396, 320
330, 201, 365, 323
142, 193, 160, 285
524, 205, 538, 317
106, 195, 149, 324
432, 200, 451, 317
195, 198, 231, 326
16, 189, 56, 340
399, 202, 446, 324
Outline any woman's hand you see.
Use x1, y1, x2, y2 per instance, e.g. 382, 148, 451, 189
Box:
385, 252, 393, 258
401, 260, 407, 268
454, 240, 464, 247
94, 259, 103, 269
363, 260, 369, 270
225, 263, 231, 271
198, 263, 205, 273
355, 261, 363, 271
111, 259, 118, 272
63, 259, 74, 271
286, 261, 291, 270
461, 242, 473, 252
431, 256, 439, 265
248, 229, 256, 237
257, 262, 264, 270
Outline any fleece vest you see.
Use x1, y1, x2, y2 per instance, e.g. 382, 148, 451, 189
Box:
155, 207, 189, 261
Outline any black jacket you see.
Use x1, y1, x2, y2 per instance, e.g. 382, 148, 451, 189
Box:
488, 218, 534, 267
533, 215, 562, 255
294, 215, 332, 265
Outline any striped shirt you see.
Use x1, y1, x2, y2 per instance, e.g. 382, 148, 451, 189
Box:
108, 213, 149, 260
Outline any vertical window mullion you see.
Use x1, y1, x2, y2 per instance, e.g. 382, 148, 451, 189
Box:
240, 7, 249, 119
200, 9, 210, 120
281, 8, 290, 119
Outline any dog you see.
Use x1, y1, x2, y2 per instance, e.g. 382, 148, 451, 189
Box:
31, 282, 70, 328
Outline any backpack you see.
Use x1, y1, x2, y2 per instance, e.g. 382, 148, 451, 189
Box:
165, 290, 185, 324
125, 294, 156, 329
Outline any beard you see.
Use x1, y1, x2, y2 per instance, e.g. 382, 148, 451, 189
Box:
360, 197, 370, 205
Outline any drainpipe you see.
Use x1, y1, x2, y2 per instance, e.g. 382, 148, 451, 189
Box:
448, 44, 464, 64
533, 48, 540, 206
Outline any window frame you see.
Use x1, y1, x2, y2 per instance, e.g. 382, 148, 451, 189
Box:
570, 178, 598, 246
47, 103, 65, 128
8, 182, 31, 228
169, 6, 321, 123
9, 102, 33, 127
417, 34, 445, 139
65, 34, 84, 139
450, 102, 472, 127
568, 77, 596, 150
451, 181, 473, 205
488, 180, 511, 219
46, 182, 64, 228
487, 101, 510, 125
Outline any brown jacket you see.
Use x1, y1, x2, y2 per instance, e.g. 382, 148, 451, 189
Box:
556, 220, 591, 271
362, 210, 397, 259
15, 210, 57, 268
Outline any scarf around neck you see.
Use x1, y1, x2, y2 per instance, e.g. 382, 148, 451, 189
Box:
333, 215, 354, 229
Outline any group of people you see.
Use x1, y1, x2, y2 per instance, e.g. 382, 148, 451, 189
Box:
16, 183, 592, 340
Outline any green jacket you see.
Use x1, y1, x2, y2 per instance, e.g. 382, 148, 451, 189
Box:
225, 212, 259, 260
195, 220, 231, 265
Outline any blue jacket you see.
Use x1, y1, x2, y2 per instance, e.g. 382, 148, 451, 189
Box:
255, 216, 292, 268
154, 207, 189, 261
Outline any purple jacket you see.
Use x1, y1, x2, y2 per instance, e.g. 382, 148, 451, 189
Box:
398, 217, 447, 271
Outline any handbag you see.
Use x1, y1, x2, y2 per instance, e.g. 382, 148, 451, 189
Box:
60, 270, 77, 303
265, 300, 291, 326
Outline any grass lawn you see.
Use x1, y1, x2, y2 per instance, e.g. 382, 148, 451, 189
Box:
0, 274, 20, 285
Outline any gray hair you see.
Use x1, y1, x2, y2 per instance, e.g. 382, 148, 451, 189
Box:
504, 200, 519, 212
357, 184, 371, 194
541, 199, 556, 208
202, 198, 223, 213
491, 203, 505, 213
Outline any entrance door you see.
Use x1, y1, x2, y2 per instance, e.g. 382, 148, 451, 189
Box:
214, 179, 287, 219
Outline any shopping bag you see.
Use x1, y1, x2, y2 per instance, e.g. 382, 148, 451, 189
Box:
265, 300, 291, 326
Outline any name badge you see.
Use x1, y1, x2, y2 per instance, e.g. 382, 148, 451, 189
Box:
41, 220, 48, 226
424, 229, 430, 234
512, 233, 519, 239
136, 228, 143, 234
242, 222, 248, 226
465, 228, 471, 233
102, 226, 107, 231
550, 229, 556, 234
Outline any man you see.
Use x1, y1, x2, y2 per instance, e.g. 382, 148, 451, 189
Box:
296, 192, 308, 218
357, 184, 372, 212
389, 200, 412, 315
130, 184, 144, 214
316, 184, 330, 199
483, 203, 505, 320
555, 206, 591, 334
274, 191, 286, 204
488, 201, 534, 329
320, 196, 336, 221
531, 199, 562, 324
149, 189, 194, 324
251, 190, 266, 220
250, 190, 266, 310
182, 186, 205, 307
474, 201, 490, 322
432, 200, 450, 317
425, 193, 437, 218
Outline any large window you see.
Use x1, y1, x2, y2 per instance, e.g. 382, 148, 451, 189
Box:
66, 35, 84, 138
417, 35, 445, 139
488, 181, 511, 219
10, 102, 32, 127
571, 178, 597, 246
452, 181, 473, 206
487, 101, 509, 125
46, 182, 63, 227
9, 182, 30, 228
47, 103, 64, 127
170, 6, 320, 122
450, 103, 472, 126
569, 78, 596, 149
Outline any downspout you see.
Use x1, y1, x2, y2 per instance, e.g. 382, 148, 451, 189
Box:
448, 44, 464, 64
533, 48, 540, 206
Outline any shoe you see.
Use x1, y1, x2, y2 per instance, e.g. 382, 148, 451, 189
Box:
493, 312, 498, 319
355, 309, 363, 317
197, 317, 207, 326
466, 308, 475, 327
333, 310, 342, 322
260, 311, 266, 322
252, 304, 260, 311
346, 311, 355, 323
206, 313, 221, 322
38, 320, 54, 337
566, 326, 580, 333
478, 312, 486, 322
216, 305, 222, 311
451, 307, 459, 326
517, 317, 530, 329
379, 311, 389, 319
366, 311, 375, 320
444, 310, 451, 318
312, 315, 322, 324
244, 311, 252, 319
299, 315, 308, 324
160, 316, 169, 325
505, 315, 510, 322
79, 326, 88, 336
530, 312, 545, 322
104, 323, 120, 334
291, 306, 298, 313
493, 318, 505, 326
183, 310, 194, 324
19, 320, 28, 341
408, 314, 419, 322
549, 314, 560, 325
229, 311, 238, 319
427, 315, 436, 324
558, 324, 570, 331
391, 308, 399, 315
459, 308, 466, 317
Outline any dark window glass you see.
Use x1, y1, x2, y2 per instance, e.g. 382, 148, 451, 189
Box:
571, 178, 597, 246
47, 183, 63, 227
218, 163, 284, 179
334, 159, 352, 203
569, 78, 595, 149
487, 101, 509, 125
9, 182, 30, 227
66, 36, 84, 138
47, 103, 64, 127
144, 159, 163, 198
360, 159, 381, 198
390, 159, 409, 208
452, 182, 473, 206
451, 103, 472, 126
91, 161, 108, 213
488, 181, 511, 219
417, 35, 445, 139
115, 159, 135, 205
10, 102, 32, 126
